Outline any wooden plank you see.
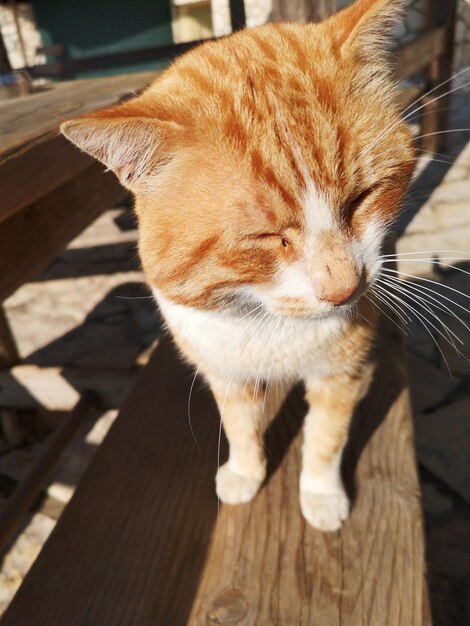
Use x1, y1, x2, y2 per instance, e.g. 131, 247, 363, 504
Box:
0, 394, 96, 554
394, 27, 447, 82
0, 162, 127, 303
0, 137, 93, 226
0, 71, 154, 225
421, 0, 457, 152
1, 322, 430, 625
19, 41, 209, 80
0, 306, 19, 367
0, 365, 138, 411
0, 29, 12, 74
0, 72, 155, 163
272, 0, 336, 23
395, 84, 424, 111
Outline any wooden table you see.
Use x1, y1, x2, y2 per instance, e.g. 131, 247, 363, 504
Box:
0, 71, 156, 367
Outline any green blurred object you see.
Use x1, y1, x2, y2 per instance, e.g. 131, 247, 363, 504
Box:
33, 0, 173, 78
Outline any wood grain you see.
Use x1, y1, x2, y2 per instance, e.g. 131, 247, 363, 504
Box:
0, 162, 127, 303
0, 365, 138, 411
0, 394, 96, 554
393, 27, 447, 82
0, 307, 19, 367
0, 71, 155, 225
1, 319, 430, 626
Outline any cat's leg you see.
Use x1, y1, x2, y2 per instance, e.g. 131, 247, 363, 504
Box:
207, 375, 286, 505
300, 365, 374, 531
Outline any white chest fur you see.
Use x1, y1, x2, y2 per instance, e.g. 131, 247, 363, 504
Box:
154, 290, 348, 383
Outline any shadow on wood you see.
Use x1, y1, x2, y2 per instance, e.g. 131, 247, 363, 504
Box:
1, 315, 430, 625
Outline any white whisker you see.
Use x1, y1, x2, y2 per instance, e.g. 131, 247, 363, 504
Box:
381, 268, 470, 302
373, 284, 411, 325
377, 277, 464, 349
362, 73, 470, 156
379, 275, 470, 332
413, 128, 470, 142
366, 292, 404, 334
382, 259, 470, 276
374, 282, 453, 375
187, 366, 202, 451
382, 250, 470, 258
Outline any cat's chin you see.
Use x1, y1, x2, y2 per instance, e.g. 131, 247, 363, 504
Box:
266, 297, 364, 321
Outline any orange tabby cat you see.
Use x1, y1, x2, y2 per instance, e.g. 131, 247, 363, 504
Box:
61, 0, 415, 531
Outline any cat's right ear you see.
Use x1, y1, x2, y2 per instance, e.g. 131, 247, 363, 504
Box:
328, 0, 405, 58
60, 114, 180, 191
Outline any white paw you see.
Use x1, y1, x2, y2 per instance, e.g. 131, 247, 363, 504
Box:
300, 491, 350, 532
215, 463, 263, 505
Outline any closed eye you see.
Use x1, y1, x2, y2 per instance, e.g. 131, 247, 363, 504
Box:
351, 187, 376, 208
247, 233, 290, 248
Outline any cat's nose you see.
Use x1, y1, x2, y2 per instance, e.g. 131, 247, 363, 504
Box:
315, 261, 361, 306
319, 281, 359, 306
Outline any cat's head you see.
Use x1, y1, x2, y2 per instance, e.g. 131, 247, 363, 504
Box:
61, 0, 415, 319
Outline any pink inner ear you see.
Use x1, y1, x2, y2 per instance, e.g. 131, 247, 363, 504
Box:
61, 117, 173, 189
115, 164, 135, 183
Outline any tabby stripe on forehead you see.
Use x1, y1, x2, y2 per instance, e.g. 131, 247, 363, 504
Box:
160, 234, 221, 284
204, 49, 231, 75
248, 30, 278, 63
277, 28, 309, 74
273, 121, 306, 190
224, 113, 248, 149
335, 124, 349, 192
249, 148, 301, 212
264, 166, 302, 212
180, 66, 218, 95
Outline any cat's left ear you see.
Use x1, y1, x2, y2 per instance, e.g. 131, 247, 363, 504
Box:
328, 0, 405, 57
60, 108, 181, 191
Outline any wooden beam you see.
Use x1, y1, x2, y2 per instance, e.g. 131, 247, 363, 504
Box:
0, 28, 12, 74
0, 162, 127, 303
272, 0, 336, 22
396, 85, 425, 111
422, 0, 457, 152
0, 365, 138, 411
20, 40, 211, 79
394, 27, 447, 82
0, 137, 93, 226
0, 393, 96, 554
0, 306, 19, 367
0, 71, 155, 225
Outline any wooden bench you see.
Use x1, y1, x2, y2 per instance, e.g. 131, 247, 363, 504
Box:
0, 71, 156, 368
1, 2, 454, 621
0, 309, 431, 625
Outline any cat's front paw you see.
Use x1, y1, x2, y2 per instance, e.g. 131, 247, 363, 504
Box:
215, 463, 264, 505
300, 490, 350, 532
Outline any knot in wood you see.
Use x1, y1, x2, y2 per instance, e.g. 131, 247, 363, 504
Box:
207, 588, 249, 623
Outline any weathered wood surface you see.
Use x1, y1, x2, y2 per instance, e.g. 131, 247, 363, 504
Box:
272, 0, 336, 23
0, 394, 96, 553
0, 162, 127, 303
0, 71, 155, 225
1, 319, 431, 626
0, 307, 19, 368
394, 27, 447, 83
0, 364, 137, 411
